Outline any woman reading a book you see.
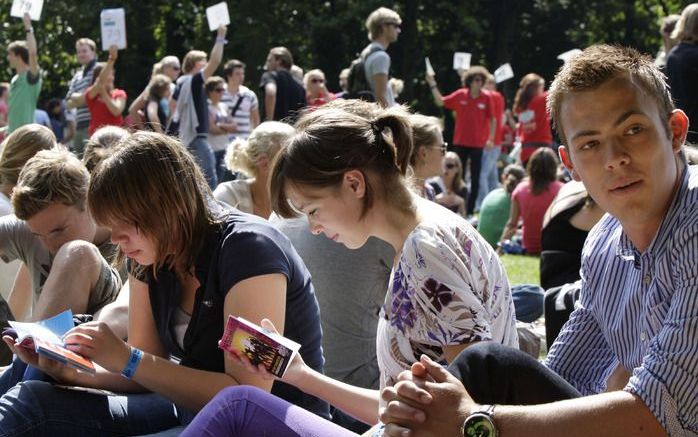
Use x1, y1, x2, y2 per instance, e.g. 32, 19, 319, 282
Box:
179, 101, 519, 436
0, 131, 328, 435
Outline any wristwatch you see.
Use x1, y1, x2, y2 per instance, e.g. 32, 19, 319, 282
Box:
461, 404, 498, 437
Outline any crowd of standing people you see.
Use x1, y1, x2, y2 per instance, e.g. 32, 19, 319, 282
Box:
0, 3, 695, 437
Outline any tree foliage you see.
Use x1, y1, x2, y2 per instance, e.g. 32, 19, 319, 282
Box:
0, 0, 691, 120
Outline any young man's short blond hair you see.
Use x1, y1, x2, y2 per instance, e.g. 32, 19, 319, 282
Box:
0, 124, 56, 188
547, 44, 674, 146
75, 38, 96, 53
182, 50, 207, 75
12, 149, 90, 220
269, 47, 294, 70
366, 7, 401, 41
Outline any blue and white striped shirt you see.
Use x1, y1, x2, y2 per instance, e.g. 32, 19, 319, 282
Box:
546, 165, 698, 436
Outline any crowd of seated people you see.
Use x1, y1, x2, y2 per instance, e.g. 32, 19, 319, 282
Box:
0, 5, 696, 437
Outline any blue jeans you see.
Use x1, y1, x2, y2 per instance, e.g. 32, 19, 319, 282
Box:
476, 146, 500, 210
188, 136, 218, 189
0, 379, 193, 436
511, 284, 545, 323
0, 356, 52, 395
213, 149, 235, 184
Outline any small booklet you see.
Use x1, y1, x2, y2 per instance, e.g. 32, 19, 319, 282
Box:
218, 315, 300, 378
7, 310, 95, 374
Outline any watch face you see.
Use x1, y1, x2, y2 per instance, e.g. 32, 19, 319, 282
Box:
463, 413, 496, 437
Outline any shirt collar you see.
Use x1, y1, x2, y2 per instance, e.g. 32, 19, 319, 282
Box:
615, 164, 689, 260
83, 59, 97, 74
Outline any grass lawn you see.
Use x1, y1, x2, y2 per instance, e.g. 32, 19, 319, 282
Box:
501, 254, 540, 285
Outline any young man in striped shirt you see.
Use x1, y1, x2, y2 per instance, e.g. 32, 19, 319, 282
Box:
380, 45, 694, 437
65, 38, 97, 157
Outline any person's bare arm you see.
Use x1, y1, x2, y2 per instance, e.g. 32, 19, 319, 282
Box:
23, 14, 39, 77
87, 46, 118, 100
499, 197, 520, 244
264, 82, 277, 121
67, 93, 86, 110
100, 88, 126, 117
250, 107, 260, 130
94, 279, 130, 340
128, 89, 148, 123
202, 26, 227, 80
208, 106, 228, 135
145, 101, 163, 133
62, 119, 75, 143
372, 73, 389, 107
7, 264, 32, 321
425, 75, 444, 107
485, 116, 496, 149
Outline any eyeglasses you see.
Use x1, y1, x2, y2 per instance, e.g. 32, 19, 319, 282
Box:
214, 88, 225, 93
311, 78, 325, 84
431, 142, 447, 155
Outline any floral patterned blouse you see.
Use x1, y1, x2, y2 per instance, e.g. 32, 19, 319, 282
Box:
376, 198, 518, 389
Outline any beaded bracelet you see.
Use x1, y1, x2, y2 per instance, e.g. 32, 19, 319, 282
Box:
121, 347, 143, 379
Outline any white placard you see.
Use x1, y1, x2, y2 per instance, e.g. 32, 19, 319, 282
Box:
494, 63, 514, 83
206, 2, 230, 32
10, 0, 43, 21
100, 8, 127, 51
425, 57, 435, 76
557, 48, 582, 63
453, 52, 472, 71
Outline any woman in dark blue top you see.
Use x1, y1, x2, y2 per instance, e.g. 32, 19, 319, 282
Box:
0, 131, 328, 435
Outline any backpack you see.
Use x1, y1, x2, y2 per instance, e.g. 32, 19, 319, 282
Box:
345, 45, 385, 101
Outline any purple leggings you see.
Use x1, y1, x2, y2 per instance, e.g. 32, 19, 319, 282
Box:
180, 386, 358, 437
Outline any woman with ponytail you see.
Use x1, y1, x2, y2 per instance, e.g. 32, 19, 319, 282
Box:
513, 73, 552, 166
180, 100, 518, 436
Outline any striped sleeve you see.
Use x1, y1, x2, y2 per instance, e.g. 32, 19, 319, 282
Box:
625, 220, 698, 436
545, 283, 616, 394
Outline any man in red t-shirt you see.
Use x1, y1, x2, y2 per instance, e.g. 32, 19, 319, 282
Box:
427, 66, 496, 215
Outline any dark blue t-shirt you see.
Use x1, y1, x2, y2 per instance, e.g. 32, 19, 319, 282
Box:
170, 71, 208, 135
145, 208, 329, 419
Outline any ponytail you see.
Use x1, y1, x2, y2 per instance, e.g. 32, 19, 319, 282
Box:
270, 100, 415, 219
372, 109, 413, 175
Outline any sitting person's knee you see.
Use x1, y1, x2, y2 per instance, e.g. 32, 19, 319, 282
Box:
215, 385, 267, 404
54, 240, 101, 264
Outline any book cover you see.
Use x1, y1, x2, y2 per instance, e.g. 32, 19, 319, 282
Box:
8, 310, 96, 374
218, 316, 300, 378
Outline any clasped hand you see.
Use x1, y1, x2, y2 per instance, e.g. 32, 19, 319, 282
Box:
379, 355, 476, 437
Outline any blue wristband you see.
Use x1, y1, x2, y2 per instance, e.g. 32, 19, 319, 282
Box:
121, 347, 143, 379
